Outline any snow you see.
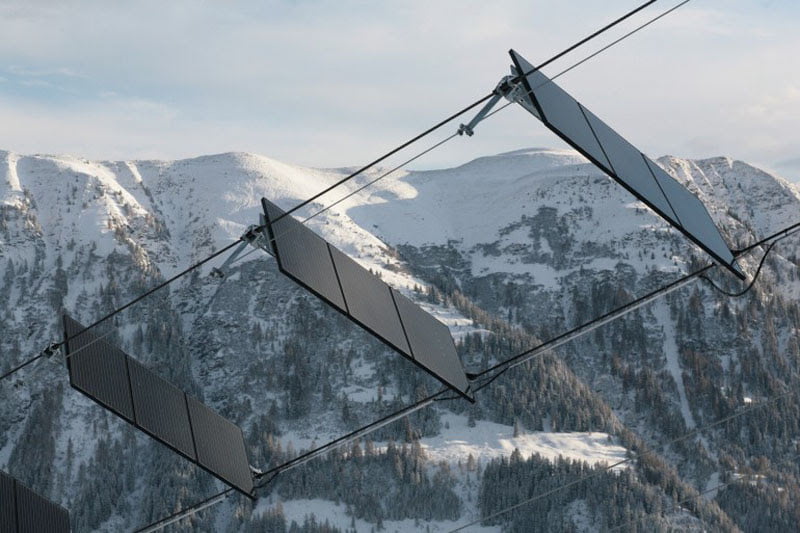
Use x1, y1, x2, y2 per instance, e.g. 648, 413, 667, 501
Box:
2, 144, 799, 530
657, 300, 697, 431
420, 413, 628, 470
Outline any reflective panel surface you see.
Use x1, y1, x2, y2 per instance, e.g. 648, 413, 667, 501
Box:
507, 49, 743, 279
262, 199, 347, 311
329, 246, 411, 354
64, 315, 135, 421
186, 396, 254, 495
261, 198, 473, 400
645, 158, 741, 273
63, 315, 255, 497
392, 289, 471, 396
128, 358, 196, 460
510, 50, 611, 170
581, 107, 680, 225
0, 471, 15, 533
15, 482, 70, 533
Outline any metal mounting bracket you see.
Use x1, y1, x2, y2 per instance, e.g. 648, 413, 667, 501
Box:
457, 75, 518, 136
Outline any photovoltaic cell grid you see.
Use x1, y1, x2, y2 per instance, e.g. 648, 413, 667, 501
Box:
261, 198, 473, 401
0, 470, 70, 533
508, 49, 745, 280
63, 315, 254, 496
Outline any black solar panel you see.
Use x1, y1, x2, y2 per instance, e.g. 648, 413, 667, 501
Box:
508, 49, 744, 280
128, 358, 196, 461
64, 315, 135, 421
644, 157, 741, 271
1, 473, 70, 533
0, 471, 16, 533
329, 245, 411, 355
63, 315, 254, 498
261, 198, 473, 401
262, 199, 347, 311
15, 481, 70, 533
514, 56, 612, 172
581, 106, 680, 225
391, 289, 471, 397
186, 396, 254, 495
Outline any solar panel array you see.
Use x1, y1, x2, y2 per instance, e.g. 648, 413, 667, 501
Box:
62, 315, 255, 496
261, 198, 473, 401
508, 49, 745, 280
0, 470, 70, 533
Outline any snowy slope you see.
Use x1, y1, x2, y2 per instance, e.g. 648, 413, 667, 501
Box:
1, 145, 799, 532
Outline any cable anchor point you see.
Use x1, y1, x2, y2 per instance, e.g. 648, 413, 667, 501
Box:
457, 76, 517, 137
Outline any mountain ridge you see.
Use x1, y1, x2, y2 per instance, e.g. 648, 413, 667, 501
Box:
1, 146, 799, 531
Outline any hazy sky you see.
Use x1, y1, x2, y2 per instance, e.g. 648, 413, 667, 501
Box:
1, 0, 798, 181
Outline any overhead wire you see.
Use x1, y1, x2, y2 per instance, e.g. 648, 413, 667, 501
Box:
702, 225, 800, 297
0, 326, 117, 384
448, 388, 797, 532
127, 0, 800, 528
130, 224, 800, 533
135, 221, 800, 533
2, 0, 663, 388
53, 0, 660, 352
270, 0, 659, 225
603, 454, 800, 533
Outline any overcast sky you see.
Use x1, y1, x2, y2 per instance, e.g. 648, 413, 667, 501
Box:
1, 0, 798, 181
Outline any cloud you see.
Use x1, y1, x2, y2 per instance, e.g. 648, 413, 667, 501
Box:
0, 0, 797, 178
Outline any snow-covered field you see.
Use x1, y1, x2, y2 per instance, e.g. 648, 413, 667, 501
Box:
420, 413, 628, 470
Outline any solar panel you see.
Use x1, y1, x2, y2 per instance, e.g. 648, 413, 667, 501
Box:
0, 471, 16, 532
391, 289, 471, 396
581, 107, 680, 225
261, 198, 474, 401
128, 358, 196, 461
513, 55, 612, 172
64, 315, 135, 421
62, 315, 255, 497
15, 481, 71, 533
186, 396, 254, 495
328, 245, 411, 355
0, 472, 70, 533
644, 157, 740, 270
262, 198, 347, 311
508, 49, 744, 280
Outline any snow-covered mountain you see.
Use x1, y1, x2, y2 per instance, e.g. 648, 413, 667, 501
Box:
1, 147, 799, 532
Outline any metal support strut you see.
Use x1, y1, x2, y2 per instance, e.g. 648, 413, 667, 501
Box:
457, 75, 517, 136
210, 219, 273, 279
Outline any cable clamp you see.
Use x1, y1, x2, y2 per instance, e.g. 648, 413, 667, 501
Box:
42, 342, 61, 359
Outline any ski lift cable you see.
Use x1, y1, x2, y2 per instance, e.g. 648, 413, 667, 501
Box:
60, 0, 662, 348
270, 0, 660, 226
131, 217, 800, 533
132, 389, 452, 533
0, 327, 117, 384
448, 387, 797, 532
604, 451, 800, 533
701, 226, 800, 297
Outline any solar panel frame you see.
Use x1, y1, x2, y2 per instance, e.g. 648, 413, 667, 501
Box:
328, 245, 412, 355
0, 471, 16, 533
512, 54, 612, 172
63, 315, 135, 422
128, 357, 197, 461
644, 157, 742, 274
186, 396, 254, 495
391, 289, 472, 397
508, 49, 744, 280
261, 198, 348, 312
14, 481, 70, 533
62, 315, 255, 498
261, 199, 474, 401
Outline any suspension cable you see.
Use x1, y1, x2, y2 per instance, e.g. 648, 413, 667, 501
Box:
448, 388, 796, 532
